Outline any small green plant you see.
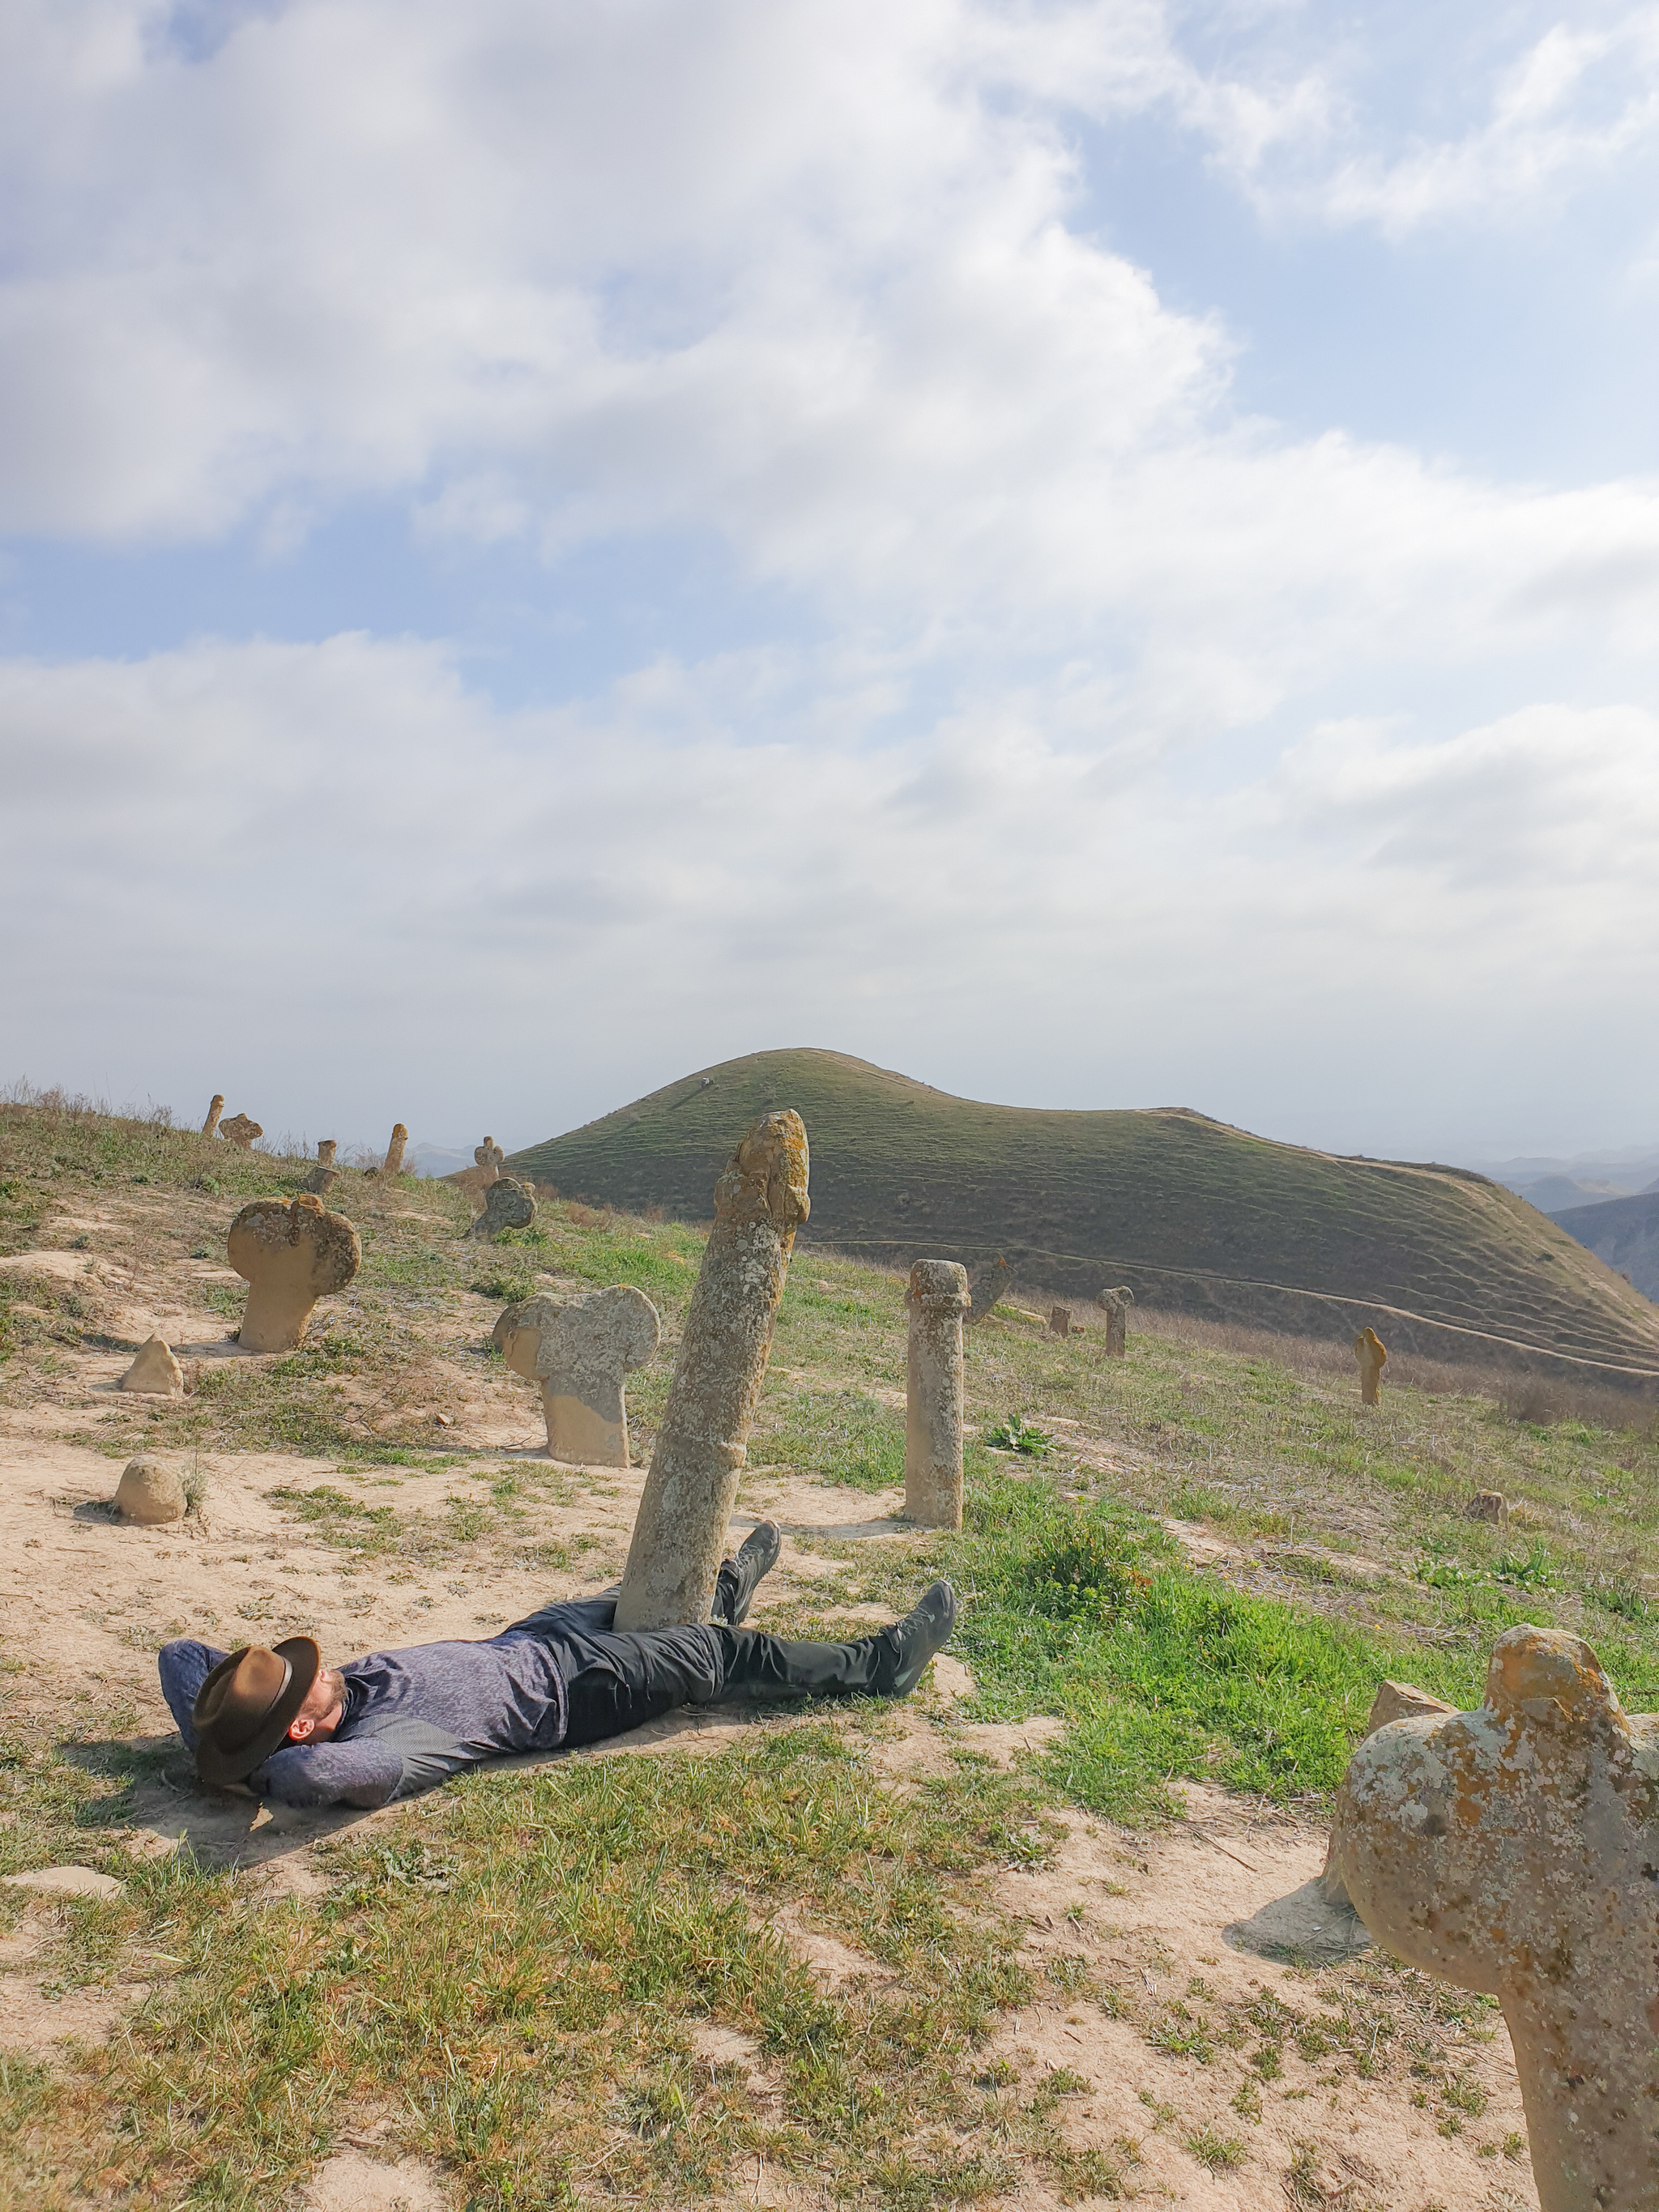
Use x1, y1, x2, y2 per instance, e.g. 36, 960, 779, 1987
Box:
1585, 1573, 1649, 1620
472, 1269, 535, 1303
986, 1412, 1052, 1457
1495, 1536, 1557, 1590
1183, 2125, 1243, 2172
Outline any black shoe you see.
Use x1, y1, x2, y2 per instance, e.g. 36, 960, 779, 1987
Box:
880, 1580, 958, 1698
727, 1520, 782, 1626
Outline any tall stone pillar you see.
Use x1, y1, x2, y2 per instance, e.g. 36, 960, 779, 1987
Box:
613, 1110, 810, 1630
905, 1260, 970, 1529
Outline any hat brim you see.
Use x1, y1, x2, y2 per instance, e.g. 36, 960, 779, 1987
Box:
194, 1636, 322, 1788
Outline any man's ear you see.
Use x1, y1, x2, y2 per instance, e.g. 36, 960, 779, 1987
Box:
287, 1711, 317, 1743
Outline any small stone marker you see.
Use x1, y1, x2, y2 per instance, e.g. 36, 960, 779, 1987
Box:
614, 1110, 809, 1630
228, 1193, 362, 1352
906, 1260, 969, 1529
966, 1254, 1011, 1324
2, 1866, 126, 1899
201, 1093, 224, 1138
1094, 1285, 1133, 1358
113, 1455, 186, 1524
1352, 1325, 1386, 1406
1466, 1488, 1509, 1524
1333, 1625, 1659, 2212
219, 1112, 262, 1150
117, 1335, 184, 1397
465, 1177, 535, 1242
302, 1164, 340, 1196
382, 1123, 409, 1176
495, 1286, 661, 1465
1047, 1303, 1071, 1337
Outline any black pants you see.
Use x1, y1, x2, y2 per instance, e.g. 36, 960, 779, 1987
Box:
498, 1558, 901, 1751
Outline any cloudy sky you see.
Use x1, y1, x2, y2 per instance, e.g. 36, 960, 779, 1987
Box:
4, 1, 1658, 1163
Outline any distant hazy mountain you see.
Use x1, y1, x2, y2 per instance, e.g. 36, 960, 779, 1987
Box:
1516, 1175, 1633, 1213
1471, 1146, 1659, 1200
407, 1143, 471, 1178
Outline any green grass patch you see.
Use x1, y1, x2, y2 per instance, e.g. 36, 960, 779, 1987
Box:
757, 1388, 906, 1494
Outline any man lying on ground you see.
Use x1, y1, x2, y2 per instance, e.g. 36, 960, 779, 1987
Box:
157, 1524, 957, 1809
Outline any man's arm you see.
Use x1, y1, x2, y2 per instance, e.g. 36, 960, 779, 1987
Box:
251, 1738, 405, 1810
157, 1639, 228, 1750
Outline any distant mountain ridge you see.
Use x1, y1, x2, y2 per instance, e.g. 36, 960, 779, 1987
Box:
510, 1049, 1659, 1381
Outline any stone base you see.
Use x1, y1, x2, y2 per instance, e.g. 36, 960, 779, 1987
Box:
543, 1389, 629, 1468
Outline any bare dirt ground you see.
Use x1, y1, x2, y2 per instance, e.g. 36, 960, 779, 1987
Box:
2, 1180, 1538, 2211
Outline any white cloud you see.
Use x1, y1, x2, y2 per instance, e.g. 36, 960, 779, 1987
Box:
5, 635, 1657, 1154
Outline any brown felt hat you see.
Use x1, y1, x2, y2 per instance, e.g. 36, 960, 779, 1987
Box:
193, 1637, 321, 1788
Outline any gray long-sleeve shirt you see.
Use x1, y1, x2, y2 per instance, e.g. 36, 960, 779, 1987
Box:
157, 1600, 606, 1808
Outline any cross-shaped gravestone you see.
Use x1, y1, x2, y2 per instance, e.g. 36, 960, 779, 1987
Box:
1332, 1622, 1659, 2212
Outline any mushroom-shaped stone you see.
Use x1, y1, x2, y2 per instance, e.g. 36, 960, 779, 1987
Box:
228, 1194, 361, 1352
118, 1335, 184, 1397
1094, 1285, 1134, 1358
1352, 1325, 1386, 1406
382, 1123, 408, 1176
302, 1163, 340, 1196
202, 1093, 225, 1137
966, 1254, 1011, 1325
1466, 1488, 1509, 1524
465, 1177, 535, 1242
495, 1285, 661, 1465
1332, 1625, 1659, 2212
1047, 1303, 1071, 1337
220, 1113, 262, 1150
114, 1455, 186, 1524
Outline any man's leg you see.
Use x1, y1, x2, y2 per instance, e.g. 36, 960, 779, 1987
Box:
710, 1581, 957, 1706
558, 1575, 955, 1749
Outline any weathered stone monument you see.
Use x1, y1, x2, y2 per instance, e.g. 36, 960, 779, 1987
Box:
614, 1110, 809, 1630
494, 1286, 661, 1465
302, 1140, 340, 1196
1467, 1488, 1509, 1524
1047, 1303, 1071, 1338
117, 1335, 184, 1397
228, 1194, 362, 1352
219, 1113, 262, 1151
906, 1259, 969, 1529
201, 1094, 224, 1138
113, 1455, 186, 1524
1332, 1626, 1659, 2212
966, 1254, 1011, 1324
1353, 1325, 1386, 1406
476, 1138, 504, 1182
382, 1123, 409, 1176
1095, 1285, 1133, 1358
466, 1177, 535, 1242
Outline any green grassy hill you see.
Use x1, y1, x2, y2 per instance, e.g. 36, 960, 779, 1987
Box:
511, 1049, 1659, 1379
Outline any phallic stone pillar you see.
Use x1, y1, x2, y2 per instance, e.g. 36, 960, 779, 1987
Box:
219, 1113, 262, 1150
1095, 1285, 1133, 1357
495, 1287, 661, 1465
614, 1110, 809, 1630
1353, 1326, 1387, 1406
1333, 1626, 1659, 2212
382, 1123, 408, 1176
905, 1260, 969, 1530
202, 1094, 224, 1138
228, 1194, 362, 1352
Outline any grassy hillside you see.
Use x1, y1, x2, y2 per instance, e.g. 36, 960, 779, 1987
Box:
1552, 1190, 1659, 1302
513, 1049, 1659, 1380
